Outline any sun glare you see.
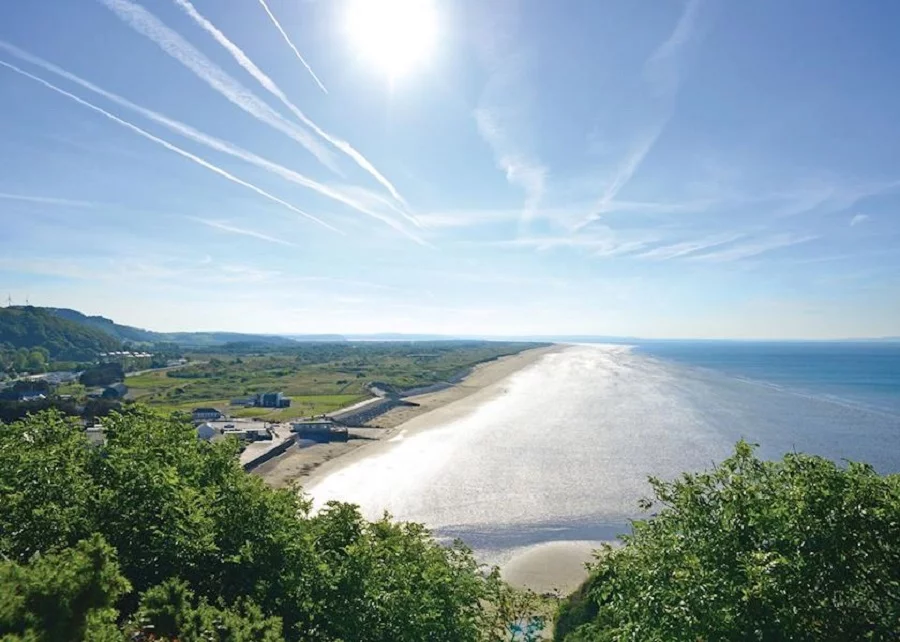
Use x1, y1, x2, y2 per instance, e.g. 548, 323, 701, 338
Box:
344, 0, 439, 79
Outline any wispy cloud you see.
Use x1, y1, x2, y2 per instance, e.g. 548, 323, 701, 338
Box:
0, 255, 280, 285
192, 218, 297, 246
254, 0, 328, 94
644, 0, 704, 95
474, 107, 547, 227
171, 0, 408, 208
770, 180, 899, 218
850, 213, 869, 226
472, 0, 548, 230
688, 233, 816, 262
634, 233, 744, 260
485, 232, 654, 258
0, 59, 341, 233
0, 41, 423, 242
417, 198, 711, 230
586, 123, 668, 226
579, 0, 704, 230
0, 192, 100, 207
98, 0, 337, 171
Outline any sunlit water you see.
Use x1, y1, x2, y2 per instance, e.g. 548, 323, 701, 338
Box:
308, 344, 900, 564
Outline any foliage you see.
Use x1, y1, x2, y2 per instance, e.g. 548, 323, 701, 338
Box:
0, 534, 130, 641
79, 363, 125, 388
129, 579, 283, 642
0, 307, 120, 363
0, 408, 539, 640
556, 442, 900, 641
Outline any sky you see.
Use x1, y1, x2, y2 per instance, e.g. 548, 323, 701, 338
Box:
1, 0, 899, 339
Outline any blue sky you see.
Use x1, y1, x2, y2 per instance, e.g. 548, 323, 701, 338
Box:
1, 0, 899, 338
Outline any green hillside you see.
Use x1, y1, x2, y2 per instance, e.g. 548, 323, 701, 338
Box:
48, 308, 304, 347
49, 308, 160, 343
0, 307, 121, 361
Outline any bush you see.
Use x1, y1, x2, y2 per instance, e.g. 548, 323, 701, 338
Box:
0, 408, 536, 641
0, 534, 130, 641
79, 363, 125, 387
556, 442, 900, 641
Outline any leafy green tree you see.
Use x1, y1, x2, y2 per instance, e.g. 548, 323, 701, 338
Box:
556, 442, 900, 641
12, 349, 28, 372
128, 579, 284, 642
0, 411, 98, 560
79, 363, 125, 387
26, 350, 47, 373
0, 408, 538, 641
0, 534, 130, 641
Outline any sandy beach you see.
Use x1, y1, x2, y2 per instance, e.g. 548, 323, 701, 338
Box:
500, 541, 601, 595
254, 344, 561, 489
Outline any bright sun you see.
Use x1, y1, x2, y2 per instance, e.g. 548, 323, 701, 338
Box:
344, 0, 439, 79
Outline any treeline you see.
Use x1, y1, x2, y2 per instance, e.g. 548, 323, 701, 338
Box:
0, 307, 120, 363
0, 409, 542, 641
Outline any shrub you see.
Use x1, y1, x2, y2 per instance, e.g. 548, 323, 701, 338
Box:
556, 442, 900, 641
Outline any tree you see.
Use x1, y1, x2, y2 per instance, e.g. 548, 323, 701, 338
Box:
0, 534, 130, 641
27, 349, 47, 373
0, 411, 98, 560
0, 408, 538, 641
129, 579, 284, 642
556, 442, 900, 641
79, 363, 125, 387
12, 349, 27, 372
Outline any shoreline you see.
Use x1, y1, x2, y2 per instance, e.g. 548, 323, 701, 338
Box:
254, 344, 562, 489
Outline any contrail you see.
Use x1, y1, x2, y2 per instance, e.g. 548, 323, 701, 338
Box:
0, 59, 340, 233
255, 0, 327, 94
192, 218, 298, 247
98, 0, 338, 172
171, 0, 410, 212
0, 41, 424, 242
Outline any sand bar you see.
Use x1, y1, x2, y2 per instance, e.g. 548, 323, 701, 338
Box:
499, 540, 608, 595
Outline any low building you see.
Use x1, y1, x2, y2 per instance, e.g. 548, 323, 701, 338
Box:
102, 382, 128, 399
223, 426, 272, 442
258, 392, 291, 408
192, 407, 223, 422
291, 419, 348, 443
291, 418, 334, 435
196, 422, 221, 441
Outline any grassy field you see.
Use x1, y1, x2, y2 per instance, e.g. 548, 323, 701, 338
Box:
93, 341, 544, 420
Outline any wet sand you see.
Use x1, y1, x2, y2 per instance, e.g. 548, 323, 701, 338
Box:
499, 541, 606, 595
254, 345, 561, 489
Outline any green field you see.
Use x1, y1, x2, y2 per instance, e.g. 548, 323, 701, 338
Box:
98, 341, 544, 420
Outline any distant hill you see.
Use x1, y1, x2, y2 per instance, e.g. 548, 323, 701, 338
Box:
0, 307, 121, 360
48, 308, 299, 348
162, 332, 300, 347
0, 307, 301, 360
342, 333, 452, 341
283, 334, 348, 342
49, 308, 161, 343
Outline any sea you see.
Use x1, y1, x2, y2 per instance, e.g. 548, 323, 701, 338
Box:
308, 342, 900, 564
